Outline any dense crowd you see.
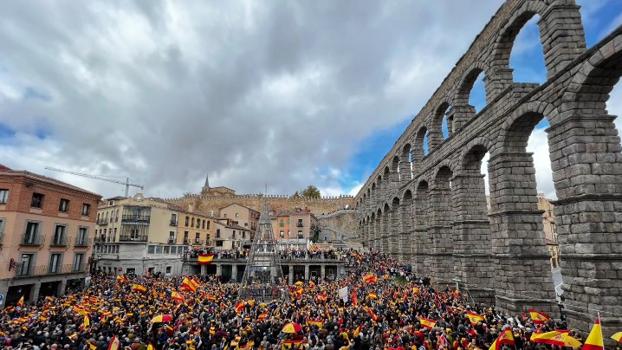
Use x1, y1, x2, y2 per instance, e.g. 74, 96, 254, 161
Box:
0, 251, 605, 350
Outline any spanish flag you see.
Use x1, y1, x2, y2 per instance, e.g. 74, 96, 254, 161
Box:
307, 319, 324, 328
489, 329, 515, 350
108, 336, 120, 350
116, 274, 128, 284
465, 311, 485, 325
365, 307, 379, 322
611, 331, 622, 343
367, 292, 378, 300
362, 273, 378, 284
181, 277, 199, 292
419, 317, 436, 329
131, 284, 147, 293
582, 318, 604, 350
235, 301, 246, 314
316, 292, 328, 302
171, 291, 185, 303
351, 289, 358, 306
258, 312, 268, 321
17, 296, 25, 307
530, 330, 582, 348
528, 309, 551, 324
150, 314, 173, 324
198, 254, 214, 265
353, 325, 362, 337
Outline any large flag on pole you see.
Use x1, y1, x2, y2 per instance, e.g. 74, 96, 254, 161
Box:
582, 317, 604, 350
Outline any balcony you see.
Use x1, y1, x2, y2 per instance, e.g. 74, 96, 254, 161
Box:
121, 214, 150, 224
296, 222, 304, 228
96, 219, 108, 226
14, 263, 86, 278
49, 235, 68, 247
167, 238, 176, 244
183, 239, 190, 245
74, 236, 90, 247
20, 234, 44, 247
169, 219, 178, 227
118, 234, 148, 242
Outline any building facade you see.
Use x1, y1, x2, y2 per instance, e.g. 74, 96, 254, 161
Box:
212, 218, 253, 250
0, 165, 101, 306
93, 195, 213, 276
271, 208, 318, 249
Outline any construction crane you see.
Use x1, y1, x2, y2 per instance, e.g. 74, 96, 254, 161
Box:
45, 167, 144, 197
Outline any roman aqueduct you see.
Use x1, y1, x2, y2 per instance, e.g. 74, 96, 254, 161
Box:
354, 0, 622, 332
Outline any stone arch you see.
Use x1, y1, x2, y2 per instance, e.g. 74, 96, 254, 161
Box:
400, 143, 413, 182
413, 125, 430, 162
452, 63, 487, 129
413, 180, 430, 275
390, 197, 401, 257
391, 155, 401, 183
487, 0, 585, 99
370, 211, 377, 250
382, 202, 391, 253
431, 100, 453, 144
428, 165, 455, 286
400, 189, 414, 262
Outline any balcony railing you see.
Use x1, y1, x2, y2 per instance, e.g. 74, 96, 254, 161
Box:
296, 222, 304, 227
49, 235, 68, 247
167, 238, 176, 244
20, 234, 44, 247
169, 220, 178, 226
74, 236, 90, 247
119, 234, 148, 242
121, 214, 150, 223
96, 219, 108, 226
14, 263, 86, 278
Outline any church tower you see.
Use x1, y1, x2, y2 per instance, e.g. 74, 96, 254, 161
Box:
201, 173, 210, 196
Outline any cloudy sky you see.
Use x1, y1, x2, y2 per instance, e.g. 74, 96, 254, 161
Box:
0, 1, 621, 199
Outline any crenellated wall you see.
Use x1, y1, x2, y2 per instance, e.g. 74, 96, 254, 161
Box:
353, 0, 622, 333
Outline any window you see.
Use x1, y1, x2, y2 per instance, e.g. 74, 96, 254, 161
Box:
166, 266, 172, 274
297, 219, 303, 227
49, 253, 62, 273
73, 253, 84, 271
148, 245, 155, 254
0, 218, 4, 236
195, 232, 200, 243
155, 246, 163, 254
169, 231, 175, 240
77, 227, 87, 245
207, 221, 210, 229
232, 230, 236, 239
31, 193, 44, 208
53, 225, 66, 245
164, 246, 170, 254
24, 222, 39, 244
185, 216, 189, 227
0, 189, 8, 204
59, 199, 70, 212
216, 229, 221, 238
81, 203, 91, 216
191, 217, 195, 227
171, 246, 177, 254
242, 231, 246, 239
216, 241, 223, 247
19, 254, 33, 276
196, 219, 200, 229
280, 231, 284, 238
298, 231, 303, 239
183, 231, 189, 243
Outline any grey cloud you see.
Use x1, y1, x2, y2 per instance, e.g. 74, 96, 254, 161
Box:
0, 0, 503, 198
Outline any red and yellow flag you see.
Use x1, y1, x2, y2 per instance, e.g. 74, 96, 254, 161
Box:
171, 291, 185, 303
234, 301, 246, 314
258, 312, 268, 321
108, 336, 120, 350
181, 277, 199, 292
489, 329, 515, 350
116, 274, 128, 284
582, 318, 604, 350
528, 309, 551, 324
530, 330, 582, 348
150, 314, 173, 324
197, 254, 214, 265
419, 317, 436, 329
367, 292, 378, 300
465, 311, 485, 325
82, 315, 90, 330
351, 289, 358, 306
365, 307, 379, 322
611, 331, 622, 343
307, 319, 324, 328
17, 296, 25, 307
131, 284, 147, 293
362, 273, 378, 284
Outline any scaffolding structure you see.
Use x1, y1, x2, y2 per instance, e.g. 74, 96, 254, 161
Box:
239, 199, 286, 300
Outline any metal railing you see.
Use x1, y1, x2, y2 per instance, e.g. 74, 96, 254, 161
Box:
74, 236, 90, 247
169, 219, 178, 226
118, 234, 148, 242
50, 235, 67, 247
121, 214, 150, 223
20, 234, 44, 246
14, 263, 86, 277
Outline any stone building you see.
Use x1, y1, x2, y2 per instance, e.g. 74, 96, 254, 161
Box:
164, 176, 354, 217
212, 218, 254, 250
353, 0, 622, 333
0, 165, 101, 306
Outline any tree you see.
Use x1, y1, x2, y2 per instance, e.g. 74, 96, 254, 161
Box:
301, 185, 321, 199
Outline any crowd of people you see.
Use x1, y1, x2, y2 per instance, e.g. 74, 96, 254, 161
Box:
0, 250, 606, 350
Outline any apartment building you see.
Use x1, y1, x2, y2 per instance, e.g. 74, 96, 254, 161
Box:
212, 218, 254, 250
94, 195, 214, 276
271, 207, 318, 249
219, 203, 260, 232
0, 165, 101, 306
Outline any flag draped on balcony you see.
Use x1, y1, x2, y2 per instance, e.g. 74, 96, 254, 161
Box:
197, 254, 214, 264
